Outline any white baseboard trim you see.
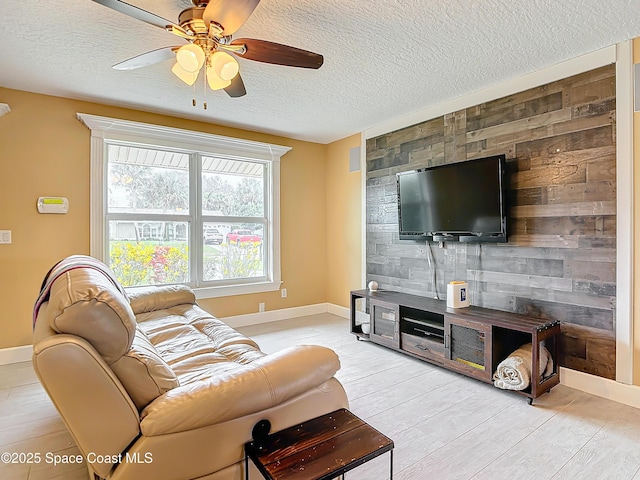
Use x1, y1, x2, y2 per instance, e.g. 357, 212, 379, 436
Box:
0, 345, 33, 366
222, 303, 331, 328
560, 367, 640, 409
327, 303, 350, 319
222, 303, 351, 328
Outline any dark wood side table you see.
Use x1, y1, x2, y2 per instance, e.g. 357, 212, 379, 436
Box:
245, 409, 394, 480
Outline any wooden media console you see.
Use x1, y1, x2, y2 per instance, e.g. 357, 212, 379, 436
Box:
350, 289, 561, 403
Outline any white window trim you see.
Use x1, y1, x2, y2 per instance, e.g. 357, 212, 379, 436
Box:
77, 113, 290, 298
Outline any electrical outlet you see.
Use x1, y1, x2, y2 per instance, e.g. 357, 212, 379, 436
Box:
281, 288, 287, 298
0, 230, 11, 245
259, 302, 265, 312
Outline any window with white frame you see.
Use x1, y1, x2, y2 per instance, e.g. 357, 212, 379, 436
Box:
78, 113, 290, 298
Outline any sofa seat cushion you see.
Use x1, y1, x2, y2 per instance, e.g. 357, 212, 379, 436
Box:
140, 345, 342, 435
170, 345, 267, 385
138, 305, 258, 350
135, 304, 265, 386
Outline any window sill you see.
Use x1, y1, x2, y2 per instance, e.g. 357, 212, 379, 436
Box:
194, 280, 282, 299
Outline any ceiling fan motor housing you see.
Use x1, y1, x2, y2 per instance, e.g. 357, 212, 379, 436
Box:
178, 7, 209, 36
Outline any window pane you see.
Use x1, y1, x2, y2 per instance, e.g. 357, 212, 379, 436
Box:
108, 145, 190, 214
108, 220, 190, 287
202, 157, 264, 217
202, 222, 265, 282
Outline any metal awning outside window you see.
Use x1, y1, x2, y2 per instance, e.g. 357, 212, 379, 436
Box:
108, 144, 263, 177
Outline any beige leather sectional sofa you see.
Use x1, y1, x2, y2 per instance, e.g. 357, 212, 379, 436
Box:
32, 256, 348, 479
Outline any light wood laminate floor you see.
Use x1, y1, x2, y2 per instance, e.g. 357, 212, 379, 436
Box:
2, 313, 640, 479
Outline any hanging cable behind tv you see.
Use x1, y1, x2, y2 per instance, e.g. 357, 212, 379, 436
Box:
426, 240, 438, 300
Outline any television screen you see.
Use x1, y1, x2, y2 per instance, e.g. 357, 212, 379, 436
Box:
396, 155, 507, 242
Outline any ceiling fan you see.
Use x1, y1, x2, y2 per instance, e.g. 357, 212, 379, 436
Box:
90, 0, 324, 98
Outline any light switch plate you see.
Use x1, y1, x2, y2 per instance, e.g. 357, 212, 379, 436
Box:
0, 230, 11, 244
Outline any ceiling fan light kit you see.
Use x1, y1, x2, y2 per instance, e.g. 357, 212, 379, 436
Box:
171, 62, 199, 86
90, 0, 324, 99
173, 45, 238, 90
176, 44, 205, 73
210, 51, 239, 81
206, 65, 232, 90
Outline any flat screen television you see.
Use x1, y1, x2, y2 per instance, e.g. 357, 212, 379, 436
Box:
396, 154, 507, 242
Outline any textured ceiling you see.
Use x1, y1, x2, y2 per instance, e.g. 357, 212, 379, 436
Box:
2, 0, 640, 144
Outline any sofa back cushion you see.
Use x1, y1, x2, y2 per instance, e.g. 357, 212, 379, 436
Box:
127, 284, 196, 315
47, 263, 136, 365
111, 328, 180, 410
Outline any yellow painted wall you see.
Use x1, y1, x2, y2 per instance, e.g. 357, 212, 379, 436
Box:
325, 134, 363, 307
0, 87, 329, 349
633, 38, 640, 386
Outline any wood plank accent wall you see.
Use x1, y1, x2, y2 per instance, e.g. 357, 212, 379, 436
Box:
365, 65, 616, 379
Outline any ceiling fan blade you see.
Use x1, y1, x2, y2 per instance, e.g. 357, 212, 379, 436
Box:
113, 47, 179, 70
224, 74, 247, 98
203, 0, 261, 35
230, 39, 323, 69
89, 0, 185, 32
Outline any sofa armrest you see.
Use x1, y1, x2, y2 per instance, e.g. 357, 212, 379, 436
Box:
33, 334, 141, 479
126, 285, 196, 314
139, 345, 340, 435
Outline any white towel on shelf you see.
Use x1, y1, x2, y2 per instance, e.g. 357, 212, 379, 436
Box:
493, 343, 554, 391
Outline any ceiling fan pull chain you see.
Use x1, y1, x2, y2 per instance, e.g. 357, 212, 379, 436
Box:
203, 63, 208, 109
192, 71, 200, 108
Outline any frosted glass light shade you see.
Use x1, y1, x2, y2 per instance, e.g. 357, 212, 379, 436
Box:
210, 51, 239, 81
206, 65, 231, 90
176, 44, 205, 73
172, 62, 199, 86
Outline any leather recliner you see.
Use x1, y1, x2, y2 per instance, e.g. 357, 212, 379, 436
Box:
32, 255, 349, 480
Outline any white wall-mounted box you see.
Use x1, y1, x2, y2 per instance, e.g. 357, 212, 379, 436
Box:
37, 197, 69, 214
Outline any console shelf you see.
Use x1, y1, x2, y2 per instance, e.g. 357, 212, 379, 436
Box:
350, 289, 560, 403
